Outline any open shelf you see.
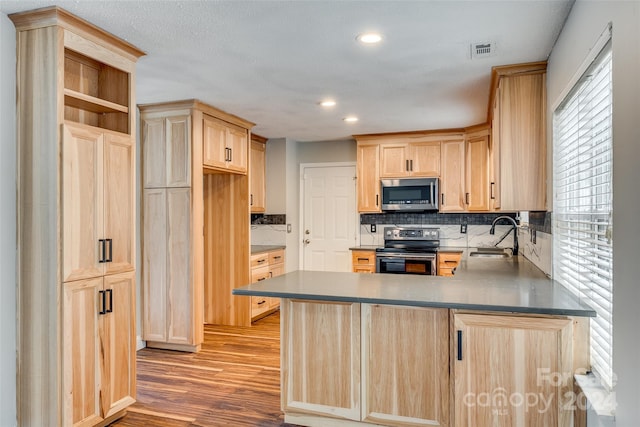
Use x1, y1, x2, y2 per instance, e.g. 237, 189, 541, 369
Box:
64, 89, 129, 115
64, 48, 131, 134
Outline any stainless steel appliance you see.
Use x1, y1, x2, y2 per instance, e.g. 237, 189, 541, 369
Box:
375, 227, 439, 275
380, 178, 439, 212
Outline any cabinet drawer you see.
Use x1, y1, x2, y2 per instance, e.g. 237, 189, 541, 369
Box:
351, 250, 376, 265
354, 265, 376, 274
437, 252, 462, 276
251, 296, 270, 316
251, 265, 270, 283
250, 253, 269, 268
269, 249, 285, 265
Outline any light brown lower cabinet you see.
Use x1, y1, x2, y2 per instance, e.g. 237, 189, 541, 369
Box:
281, 301, 588, 427
63, 272, 136, 426
281, 299, 362, 421
250, 249, 285, 321
453, 312, 576, 427
362, 304, 449, 426
351, 249, 376, 273
282, 301, 449, 427
437, 252, 462, 276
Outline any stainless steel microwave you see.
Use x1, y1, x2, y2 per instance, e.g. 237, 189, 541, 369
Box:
380, 178, 439, 211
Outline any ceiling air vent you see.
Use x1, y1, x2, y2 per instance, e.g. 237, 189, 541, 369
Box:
471, 42, 495, 59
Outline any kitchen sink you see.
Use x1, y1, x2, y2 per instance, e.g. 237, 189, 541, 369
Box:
469, 248, 512, 258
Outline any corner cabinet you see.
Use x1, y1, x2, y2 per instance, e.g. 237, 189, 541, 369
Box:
11, 7, 144, 426
491, 65, 547, 211
140, 101, 205, 352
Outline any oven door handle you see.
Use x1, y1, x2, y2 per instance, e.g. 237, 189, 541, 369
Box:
377, 254, 436, 260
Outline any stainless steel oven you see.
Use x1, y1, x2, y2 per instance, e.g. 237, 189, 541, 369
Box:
375, 227, 439, 275
376, 252, 437, 275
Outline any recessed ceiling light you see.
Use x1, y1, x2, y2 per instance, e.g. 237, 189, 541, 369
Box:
357, 33, 382, 44
343, 116, 359, 123
320, 100, 336, 107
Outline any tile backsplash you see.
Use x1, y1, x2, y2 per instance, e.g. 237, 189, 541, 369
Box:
359, 223, 517, 250
251, 224, 287, 245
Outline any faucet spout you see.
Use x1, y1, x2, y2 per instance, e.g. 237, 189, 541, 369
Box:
490, 215, 519, 256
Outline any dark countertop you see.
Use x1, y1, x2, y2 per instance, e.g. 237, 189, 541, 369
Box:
250, 245, 286, 255
349, 246, 380, 251
233, 256, 596, 317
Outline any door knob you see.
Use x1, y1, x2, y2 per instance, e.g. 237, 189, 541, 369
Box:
304, 239, 310, 244
305, 229, 310, 235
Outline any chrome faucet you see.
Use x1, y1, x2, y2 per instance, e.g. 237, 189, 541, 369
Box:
489, 215, 519, 256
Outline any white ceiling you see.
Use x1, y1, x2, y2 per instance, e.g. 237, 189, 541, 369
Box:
1, 0, 574, 142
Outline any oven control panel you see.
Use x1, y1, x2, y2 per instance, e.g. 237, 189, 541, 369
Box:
384, 227, 439, 241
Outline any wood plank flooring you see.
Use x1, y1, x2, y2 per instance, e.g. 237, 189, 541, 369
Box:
112, 312, 297, 426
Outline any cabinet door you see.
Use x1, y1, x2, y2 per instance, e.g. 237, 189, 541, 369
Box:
498, 74, 546, 211
142, 117, 166, 188
142, 189, 167, 343
453, 313, 573, 427
166, 188, 193, 344
62, 124, 104, 282
440, 139, 466, 212
101, 272, 136, 419
281, 299, 361, 420
62, 277, 103, 427
466, 136, 490, 211
203, 116, 228, 169
226, 127, 248, 174
410, 141, 441, 176
166, 115, 191, 187
250, 140, 266, 212
357, 143, 381, 212
104, 132, 135, 275
362, 305, 449, 426
380, 144, 409, 177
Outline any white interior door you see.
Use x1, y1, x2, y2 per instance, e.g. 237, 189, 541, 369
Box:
302, 164, 357, 272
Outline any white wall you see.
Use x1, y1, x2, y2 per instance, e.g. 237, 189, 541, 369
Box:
265, 138, 286, 214
0, 12, 17, 427
547, 1, 640, 425
297, 139, 356, 164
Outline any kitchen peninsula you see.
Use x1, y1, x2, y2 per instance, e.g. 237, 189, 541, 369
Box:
234, 256, 595, 427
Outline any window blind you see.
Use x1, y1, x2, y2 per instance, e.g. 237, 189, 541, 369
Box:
553, 40, 613, 389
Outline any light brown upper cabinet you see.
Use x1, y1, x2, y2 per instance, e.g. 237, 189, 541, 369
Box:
490, 64, 547, 211
356, 142, 382, 213
203, 115, 249, 174
466, 132, 491, 211
10, 6, 144, 425
380, 141, 441, 177
440, 139, 466, 212
250, 134, 267, 213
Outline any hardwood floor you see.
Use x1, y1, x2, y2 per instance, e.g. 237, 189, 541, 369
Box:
112, 311, 296, 426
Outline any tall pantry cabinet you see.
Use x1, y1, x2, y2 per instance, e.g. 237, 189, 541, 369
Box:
10, 6, 144, 427
139, 101, 205, 352
140, 99, 255, 334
